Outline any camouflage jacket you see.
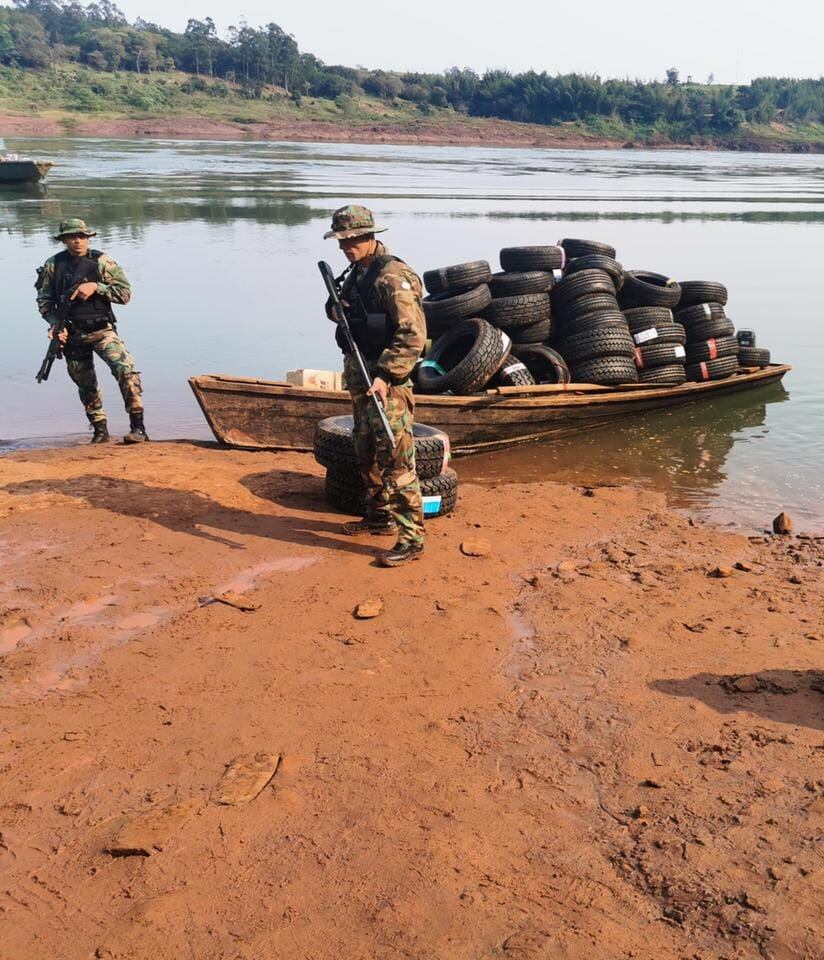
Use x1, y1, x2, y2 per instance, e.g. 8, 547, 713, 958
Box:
341, 242, 426, 384
36, 251, 132, 325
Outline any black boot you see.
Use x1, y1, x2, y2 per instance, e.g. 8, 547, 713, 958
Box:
377, 541, 424, 567
123, 411, 148, 444
90, 420, 109, 444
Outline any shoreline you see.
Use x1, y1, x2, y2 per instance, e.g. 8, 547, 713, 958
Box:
0, 440, 821, 958
4, 112, 824, 153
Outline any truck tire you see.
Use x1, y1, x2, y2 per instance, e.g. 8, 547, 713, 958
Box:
499, 317, 552, 343
423, 260, 492, 296
557, 292, 621, 323
737, 346, 771, 367
553, 269, 616, 307
326, 466, 459, 518
559, 238, 617, 259
423, 284, 492, 326
565, 254, 624, 290
509, 344, 570, 384
481, 292, 551, 328
631, 322, 686, 346
686, 317, 735, 342
500, 245, 565, 271
561, 325, 636, 363
624, 306, 674, 330
417, 318, 511, 395
314, 416, 451, 479
634, 341, 687, 369
638, 364, 687, 386
570, 355, 638, 385
619, 271, 681, 309
684, 335, 739, 363
489, 271, 554, 296
678, 280, 728, 307
495, 356, 537, 387
685, 356, 739, 382
676, 302, 727, 327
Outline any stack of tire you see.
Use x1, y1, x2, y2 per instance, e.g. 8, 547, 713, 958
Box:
482, 245, 569, 386
623, 308, 688, 385
674, 282, 740, 382
313, 415, 458, 519
552, 238, 638, 385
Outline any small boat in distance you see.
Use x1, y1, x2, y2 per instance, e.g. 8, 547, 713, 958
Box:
0, 156, 53, 184
189, 363, 791, 455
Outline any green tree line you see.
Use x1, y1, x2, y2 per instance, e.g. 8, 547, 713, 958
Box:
3, 0, 824, 134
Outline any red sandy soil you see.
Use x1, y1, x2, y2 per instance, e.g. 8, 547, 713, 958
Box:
0, 441, 822, 960
0, 112, 628, 148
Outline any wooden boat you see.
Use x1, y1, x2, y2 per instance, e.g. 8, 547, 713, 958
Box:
189, 363, 790, 455
0, 160, 53, 184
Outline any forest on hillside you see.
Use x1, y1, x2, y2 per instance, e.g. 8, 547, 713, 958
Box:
3, 0, 824, 137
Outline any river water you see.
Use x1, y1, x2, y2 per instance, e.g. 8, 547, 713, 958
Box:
1, 137, 823, 531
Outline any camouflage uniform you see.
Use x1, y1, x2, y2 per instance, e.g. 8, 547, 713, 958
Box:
338, 235, 426, 547
36, 249, 143, 425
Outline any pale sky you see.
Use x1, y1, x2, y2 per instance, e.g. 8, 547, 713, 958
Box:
12, 0, 824, 83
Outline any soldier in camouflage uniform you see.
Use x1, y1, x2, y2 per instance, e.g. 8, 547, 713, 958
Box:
36, 218, 147, 444
324, 204, 426, 567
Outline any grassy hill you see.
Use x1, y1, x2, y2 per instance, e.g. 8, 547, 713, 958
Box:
3, 64, 824, 152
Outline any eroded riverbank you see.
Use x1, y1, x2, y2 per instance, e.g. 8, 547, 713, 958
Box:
0, 441, 821, 959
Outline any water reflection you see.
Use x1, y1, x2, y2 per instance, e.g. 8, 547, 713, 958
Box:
461, 384, 792, 528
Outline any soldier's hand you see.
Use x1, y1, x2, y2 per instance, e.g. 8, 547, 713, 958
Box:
48, 325, 69, 345
71, 281, 99, 302
367, 377, 388, 407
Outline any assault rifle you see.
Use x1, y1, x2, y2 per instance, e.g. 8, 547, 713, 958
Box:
318, 260, 396, 449
35, 261, 98, 384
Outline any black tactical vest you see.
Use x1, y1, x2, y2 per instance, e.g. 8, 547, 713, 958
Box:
343, 254, 404, 362
53, 249, 115, 333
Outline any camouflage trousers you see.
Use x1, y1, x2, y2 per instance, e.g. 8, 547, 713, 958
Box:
64, 328, 143, 425
349, 377, 424, 547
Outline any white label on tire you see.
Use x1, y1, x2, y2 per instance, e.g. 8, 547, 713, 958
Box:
502, 362, 528, 375
422, 495, 443, 517
634, 327, 659, 344
499, 331, 512, 354
673, 345, 686, 357
703, 303, 712, 317
439, 433, 451, 474
553, 269, 563, 282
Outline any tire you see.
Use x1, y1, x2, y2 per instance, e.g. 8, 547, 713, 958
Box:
561, 310, 627, 337
684, 335, 739, 363
417, 318, 511, 395
634, 341, 687, 370
738, 346, 771, 367
495, 356, 537, 387
423, 284, 492, 327
500, 317, 552, 343
552, 269, 616, 308
638, 364, 687, 386
570, 355, 638, 385
619, 271, 681, 309
500, 245, 565, 272
631, 322, 686, 346
314, 416, 451, 480
325, 466, 459, 519
481, 293, 551, 328
560, 325, 636, 363
565, 255, 624, 291
558, 292, 620, 322
559, 238, 617, 260
678, 281, 728, 308
623, 306, 674, 330
676, 302, 727, 327
489, 271, 554, 296
423, 260, 492, 296
686, 317, 735, 342
509, 344, 570, 384
685, 356, 739, 382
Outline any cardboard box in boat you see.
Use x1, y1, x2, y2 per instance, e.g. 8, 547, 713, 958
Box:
286, 369, 343, 391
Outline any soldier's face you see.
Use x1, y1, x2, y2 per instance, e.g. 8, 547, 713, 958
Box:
338, 234, 375, 263
64, 235, 90, 257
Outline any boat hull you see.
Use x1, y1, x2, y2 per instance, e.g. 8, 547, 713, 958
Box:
0, 160, 53, 184
189, 364, 791, 454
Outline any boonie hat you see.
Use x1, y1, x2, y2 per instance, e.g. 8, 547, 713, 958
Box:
323, 204, 387, 240
53, 217, 97, 241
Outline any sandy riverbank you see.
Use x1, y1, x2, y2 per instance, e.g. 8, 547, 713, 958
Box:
0, 440, 821, 959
